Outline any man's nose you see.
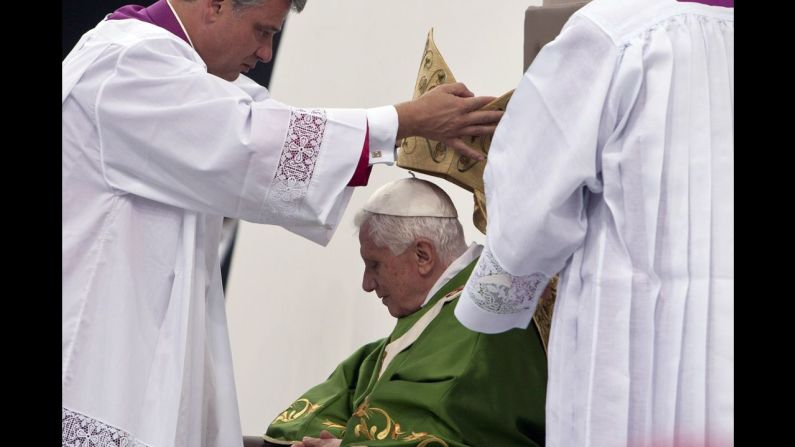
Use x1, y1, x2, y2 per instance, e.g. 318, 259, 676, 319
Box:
362, 273, 376, 293
255, 44, 273, 64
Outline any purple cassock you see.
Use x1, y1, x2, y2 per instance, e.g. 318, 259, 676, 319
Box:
107, 0, 190, 45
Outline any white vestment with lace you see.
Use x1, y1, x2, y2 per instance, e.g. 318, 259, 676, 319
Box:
456, 0, 734, 445
62, 18, 396, 447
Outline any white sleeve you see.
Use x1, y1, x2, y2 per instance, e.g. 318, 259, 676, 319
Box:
95, 38, 366, 245
456, 15, 620, 333
365, 105, 398, 152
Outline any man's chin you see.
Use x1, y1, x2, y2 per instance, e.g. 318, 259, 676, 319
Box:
389, 308, 410, 319
208, 70, 240, 82
209, 71, 241, 82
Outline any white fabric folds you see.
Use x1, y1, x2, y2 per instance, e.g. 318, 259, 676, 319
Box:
456, 0, 734, 445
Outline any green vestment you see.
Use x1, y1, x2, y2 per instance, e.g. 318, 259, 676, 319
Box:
265, 258, 547, 446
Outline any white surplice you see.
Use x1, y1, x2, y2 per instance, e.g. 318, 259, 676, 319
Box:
62, 17, 397, 447
455, 0, 733, 445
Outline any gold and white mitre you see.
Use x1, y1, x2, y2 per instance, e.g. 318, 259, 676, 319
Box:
397, 29, 513, 234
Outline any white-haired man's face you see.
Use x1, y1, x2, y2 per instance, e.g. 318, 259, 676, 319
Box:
358, 223, 430, 318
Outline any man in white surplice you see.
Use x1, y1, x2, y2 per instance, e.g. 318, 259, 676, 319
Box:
61, 0, 504, 446
455, 0, 734, 445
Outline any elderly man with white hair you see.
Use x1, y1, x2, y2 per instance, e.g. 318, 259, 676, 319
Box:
261, 177, 549, 447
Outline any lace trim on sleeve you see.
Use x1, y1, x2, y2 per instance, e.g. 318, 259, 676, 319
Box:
264, 109, 328, 218
464, 245, 548, 314
62, 407, 150, 447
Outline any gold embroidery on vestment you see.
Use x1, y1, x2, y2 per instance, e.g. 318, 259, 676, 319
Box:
272, 398, 322, 423
351, 399, 449, 446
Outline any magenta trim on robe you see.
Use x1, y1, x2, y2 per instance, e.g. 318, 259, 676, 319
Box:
347, 125, 372, 187
107, 0, 190, 45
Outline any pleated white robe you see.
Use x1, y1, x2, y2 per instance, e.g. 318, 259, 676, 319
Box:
456, 0, 734, 445
62, 18, 396, 447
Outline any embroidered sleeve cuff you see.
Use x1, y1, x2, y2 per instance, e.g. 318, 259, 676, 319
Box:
454, 244, 550, 334
365, 105, 398, 151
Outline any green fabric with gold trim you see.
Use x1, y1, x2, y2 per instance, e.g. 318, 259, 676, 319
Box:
265, 258, 547, 446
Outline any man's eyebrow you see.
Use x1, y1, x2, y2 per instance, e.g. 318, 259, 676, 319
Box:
256, 23, 282, 33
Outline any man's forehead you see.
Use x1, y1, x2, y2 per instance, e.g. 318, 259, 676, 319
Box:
242, 0, 289, 27
359, 231, 378, 253
359, 231, 390, 258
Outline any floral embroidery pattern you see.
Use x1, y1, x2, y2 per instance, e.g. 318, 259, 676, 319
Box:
266, 109, 327, 217
321, 420, 348, 438
273, 398, 323, 423
465, 245, 548, 314
351, 400, 448, 446
62, 407, 149, 447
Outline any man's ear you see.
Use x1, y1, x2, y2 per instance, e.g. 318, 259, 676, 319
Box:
415, 239, 436, 276
203, 0, 225, 23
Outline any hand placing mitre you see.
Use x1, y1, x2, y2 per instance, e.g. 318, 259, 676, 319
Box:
395, 82, 503, 161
